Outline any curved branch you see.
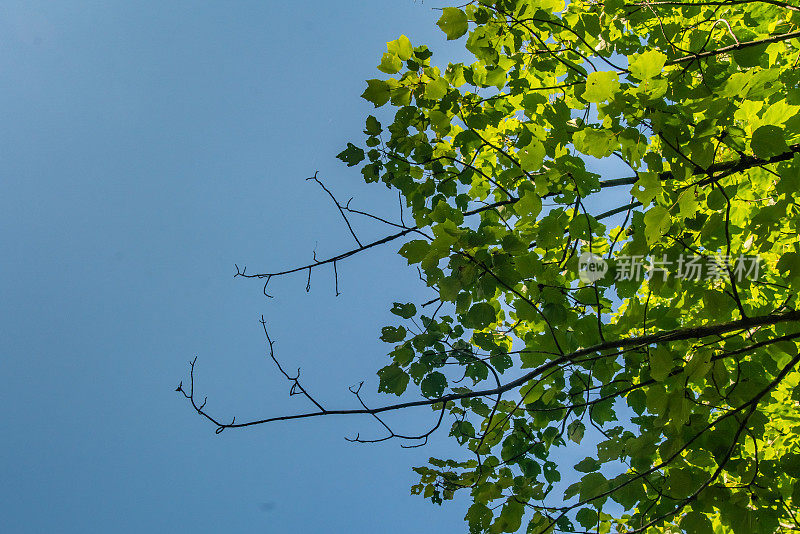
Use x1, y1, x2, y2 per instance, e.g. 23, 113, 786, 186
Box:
667, 30, 800, 65
177, 309, 800, 432
627, 0, 800, 14
307, 171, 362, 247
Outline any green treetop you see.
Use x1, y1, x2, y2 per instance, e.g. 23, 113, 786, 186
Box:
180, 1, 800, 532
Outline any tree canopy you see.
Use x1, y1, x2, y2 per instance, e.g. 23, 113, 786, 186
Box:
179, 1, 800, 532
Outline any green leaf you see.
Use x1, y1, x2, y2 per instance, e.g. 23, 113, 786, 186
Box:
493, 498, 524, 533
729, 506, 759, 534
378, 52, 403, 74
391, 343, 414, 366
781, 453, 800, 478
398, 240, 429, 264
649, 346, 673, 382
629, 50, 667, 80
632, 76, 668, 99
646, 383, 667, 415
380, 325, 407, 343
706, 187, 726, 210
751, 125, 789, 159
603, 0, 624, 13
631, 172, 661, 206
680, 511, 713, 534
575, 508, 598, 529
336, 143, 365, 166
543, 461, 561, 483
437, 7, 468, 40
361, 79, 391, 107
517, 140, 545, 172
377, 364, 409, 395
733, 42, 768, 68
643, 205, 671, 245
703, 290, 728, 318
424, 77, 449, 100
573, 128, 618, 158
516, 190, 542, 220
667, 468, 696, 497
574, 457, 602, 473
390, 302, 417, 319
387, 34, 413, 61
583, 71, 620, 103
465, 302, 496, 329
390, 86, 411, 106
685, 349, 712, 382
567, 420, 585, 444
465, 503, 492, 530
564, 481, 581, 500
485, 66, 506, 89
761, 100, 800, 127
578, 472, 608, 502
421, 371, 447, 397
777, 252, 800, 276
364, 115, 382, 135
627, 389, 647, 415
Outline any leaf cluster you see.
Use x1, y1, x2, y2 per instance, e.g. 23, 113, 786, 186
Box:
335, 1, 800, 532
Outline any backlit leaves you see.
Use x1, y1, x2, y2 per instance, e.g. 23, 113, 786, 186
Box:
573, 128, 618, 158
387, 34, 413, 61
517, 140, 545, 172
330, 2, 800, 533
583, 71, 619, 103
437, 8, 468, 40
628, 50, 667, 80
378, 52, 403, 74
515, 190, 542, 220
424, 77, 449, 100
643, 205, 671, 245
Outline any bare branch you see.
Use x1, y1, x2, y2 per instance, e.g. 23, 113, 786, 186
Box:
177, 309, 800, 432
307, 171, 362, 247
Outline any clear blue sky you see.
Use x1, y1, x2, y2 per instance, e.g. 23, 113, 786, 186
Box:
0, 2, 479, 532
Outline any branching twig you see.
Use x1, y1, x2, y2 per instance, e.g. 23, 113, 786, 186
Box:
177, 309, 800, 433
307, 171, 362, 247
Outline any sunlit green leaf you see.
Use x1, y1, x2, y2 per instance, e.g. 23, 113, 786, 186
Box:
387, 34, 413, 61
378, 52, 403, 74
629, 50, 667, 80
583, 71, 619, 103
437, 8, 468, 40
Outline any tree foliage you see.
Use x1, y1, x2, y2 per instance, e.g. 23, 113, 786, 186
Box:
179, 1, 800, 532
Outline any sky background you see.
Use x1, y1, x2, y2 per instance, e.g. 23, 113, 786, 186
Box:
0, 2, 617, 532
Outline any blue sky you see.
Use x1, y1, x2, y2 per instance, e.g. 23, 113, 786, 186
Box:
0, 2, 479, 532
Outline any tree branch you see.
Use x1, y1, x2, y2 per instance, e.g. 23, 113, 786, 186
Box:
667, 30, 800, 65
177, 309, 800, 432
